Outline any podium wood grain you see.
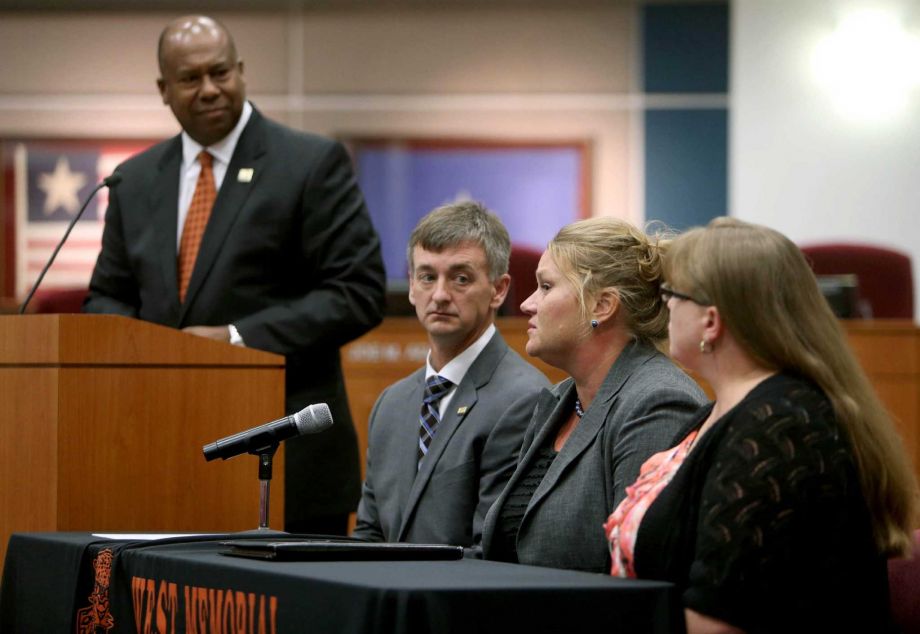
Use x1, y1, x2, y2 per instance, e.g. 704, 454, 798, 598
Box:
0, 315, 286, 567
845, 320, 920, 475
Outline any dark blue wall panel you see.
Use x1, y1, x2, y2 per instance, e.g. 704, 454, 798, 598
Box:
644, 109, 727, 231
643, 3, 729, 93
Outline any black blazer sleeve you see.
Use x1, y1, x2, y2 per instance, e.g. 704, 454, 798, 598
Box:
234, 139, 385, 355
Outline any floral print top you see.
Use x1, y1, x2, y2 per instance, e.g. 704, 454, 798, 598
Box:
604, 429, 698, 578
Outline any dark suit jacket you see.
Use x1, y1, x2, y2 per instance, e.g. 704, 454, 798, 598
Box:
352, 330, 549, 546
84, 107, 386, 522
481, 341, 707, 572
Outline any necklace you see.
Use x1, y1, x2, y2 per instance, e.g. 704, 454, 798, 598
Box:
574, 398, 585, 418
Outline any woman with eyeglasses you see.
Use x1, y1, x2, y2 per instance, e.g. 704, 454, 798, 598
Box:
481, 217, 707, 572
604, 217, 917, 632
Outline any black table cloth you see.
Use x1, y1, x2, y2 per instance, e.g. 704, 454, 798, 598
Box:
1, 532, 680, 633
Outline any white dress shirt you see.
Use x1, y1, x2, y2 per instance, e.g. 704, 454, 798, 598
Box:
176, 100, 253, 248
425, 323, 497, 417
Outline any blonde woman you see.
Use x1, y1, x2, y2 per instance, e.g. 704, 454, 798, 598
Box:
605, 217, 917, 632
481, 217, 706, 572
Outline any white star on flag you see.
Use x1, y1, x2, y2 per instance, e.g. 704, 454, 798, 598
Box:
37, 156, 87, 216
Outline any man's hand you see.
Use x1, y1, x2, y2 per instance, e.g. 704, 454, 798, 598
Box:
182, 325, 231, 342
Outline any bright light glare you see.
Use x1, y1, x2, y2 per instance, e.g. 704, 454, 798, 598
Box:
813, 10, 920, 120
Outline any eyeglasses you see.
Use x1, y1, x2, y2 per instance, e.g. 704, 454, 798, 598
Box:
660, 284, 708, 306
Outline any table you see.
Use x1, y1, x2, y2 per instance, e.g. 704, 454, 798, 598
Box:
0, 533, 679, 634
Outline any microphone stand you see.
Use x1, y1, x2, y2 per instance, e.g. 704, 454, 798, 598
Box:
19, 173, 120, 314
251, 443, 279, 531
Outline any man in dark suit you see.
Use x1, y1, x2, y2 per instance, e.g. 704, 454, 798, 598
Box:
83, 15, 386, 535
352, 202, 548, 547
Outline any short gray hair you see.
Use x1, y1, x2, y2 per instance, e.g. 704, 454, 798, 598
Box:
407, 201, 511, 281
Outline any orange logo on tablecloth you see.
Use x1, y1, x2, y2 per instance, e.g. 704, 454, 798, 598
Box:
75, 548, 115, 633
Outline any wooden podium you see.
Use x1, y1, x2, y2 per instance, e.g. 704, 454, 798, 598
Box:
0, 314, 286, 566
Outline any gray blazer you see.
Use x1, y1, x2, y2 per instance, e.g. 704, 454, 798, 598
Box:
353, 330, 549, 547
481, 340, 707, 572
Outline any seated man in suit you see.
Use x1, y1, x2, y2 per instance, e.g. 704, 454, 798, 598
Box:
352, 202, 549, 547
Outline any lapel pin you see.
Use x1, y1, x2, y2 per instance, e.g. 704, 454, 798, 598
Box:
457, 406, 468, 415
237, 168, 254, 183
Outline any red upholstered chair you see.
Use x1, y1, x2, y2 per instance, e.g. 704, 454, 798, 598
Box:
799, 243, 913, 319
889, 529, 920, 633
28, 288, 89, 314
502, 244, 542, 317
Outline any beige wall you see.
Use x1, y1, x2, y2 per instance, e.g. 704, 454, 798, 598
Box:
0, 6, 643, 295
0, 5, 640, 212
732, 0, 920, 318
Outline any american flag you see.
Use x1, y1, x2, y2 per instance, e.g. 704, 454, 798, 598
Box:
13, 141, 152, 298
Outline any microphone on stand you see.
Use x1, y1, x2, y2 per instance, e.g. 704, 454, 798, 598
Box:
203, 403, 334, 461
204, 403, 333, 532
18, 172, 122, 315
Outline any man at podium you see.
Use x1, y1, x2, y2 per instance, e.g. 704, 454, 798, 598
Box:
83, 15, 386, 536
352, 202, 548, 547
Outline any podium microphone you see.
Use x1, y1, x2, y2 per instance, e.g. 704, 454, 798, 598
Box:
18, 172, 123, 315
203, 403, 334, 461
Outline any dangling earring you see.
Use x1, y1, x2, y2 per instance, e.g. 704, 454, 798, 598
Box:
699, 339, 712, 354
591, 319, 599, 329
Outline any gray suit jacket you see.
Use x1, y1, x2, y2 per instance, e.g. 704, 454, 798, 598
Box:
481, 340, 707, 572
353, 330, 549, 546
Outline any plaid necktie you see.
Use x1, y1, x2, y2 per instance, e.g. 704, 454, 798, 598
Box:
177, 150, 216, 302
418, 374, 453, 466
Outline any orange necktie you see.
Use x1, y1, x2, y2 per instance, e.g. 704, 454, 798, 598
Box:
178, 151, 216, 302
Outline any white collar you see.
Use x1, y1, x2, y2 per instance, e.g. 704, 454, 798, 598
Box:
425, 323, 496, 386
180, 100, 253, 168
